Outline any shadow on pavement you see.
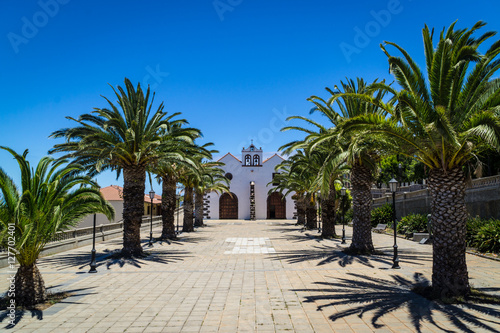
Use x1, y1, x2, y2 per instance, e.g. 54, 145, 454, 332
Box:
294, 273, 500, 333
271, 242, 432, 268
156, 236, 211, 246
0, 287, 95, 329
38, 245, 191, 270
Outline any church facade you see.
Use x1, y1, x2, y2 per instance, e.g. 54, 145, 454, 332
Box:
204, 144, 296, 220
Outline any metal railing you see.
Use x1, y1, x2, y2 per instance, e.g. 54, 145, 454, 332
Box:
0, 208, 183, 254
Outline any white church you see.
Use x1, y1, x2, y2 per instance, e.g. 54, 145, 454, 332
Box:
204, 144, 296, 220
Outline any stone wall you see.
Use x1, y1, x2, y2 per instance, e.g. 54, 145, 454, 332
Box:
372, 175, 500, 220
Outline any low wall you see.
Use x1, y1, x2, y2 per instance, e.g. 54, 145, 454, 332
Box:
0, 211, 185, 268
372, 175, 500, 220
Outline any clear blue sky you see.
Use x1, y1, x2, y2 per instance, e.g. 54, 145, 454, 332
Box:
1, 0, 499, 194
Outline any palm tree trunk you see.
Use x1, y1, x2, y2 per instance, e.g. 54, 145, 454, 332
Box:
122, 167, 146, 257
349, 162, 375, 254
305, 195, 317, 230
321, 181, 337, 238
194, 190, 204, 227
15, 263, 46, 307
183, 187, 194, 232
428, 167, 470, 298
160, 175, 177, 240
296, 195, 306, 225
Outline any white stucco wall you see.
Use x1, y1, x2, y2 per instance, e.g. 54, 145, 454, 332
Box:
206, 151, 295, 220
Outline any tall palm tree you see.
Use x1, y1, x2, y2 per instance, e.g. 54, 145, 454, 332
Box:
339, 22, 500, 298
178, 143, 214, 232
152, 127, 204, 240
307, 78, 390, 253
281, 128, 348, 238
0, 147, 114, 306
50, 78, 187, 257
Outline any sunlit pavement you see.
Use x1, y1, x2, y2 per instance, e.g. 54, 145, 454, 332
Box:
1, 220, 499, 332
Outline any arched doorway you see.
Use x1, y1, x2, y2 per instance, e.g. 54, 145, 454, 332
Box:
219, 192, 238, 219
267, 192, 286, 219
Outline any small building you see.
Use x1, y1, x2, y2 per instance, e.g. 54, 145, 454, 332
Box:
78, 185, 161, 228
204, 144, 296, 220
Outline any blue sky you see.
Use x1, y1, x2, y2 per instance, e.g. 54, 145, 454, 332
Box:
1, 0, 499, 194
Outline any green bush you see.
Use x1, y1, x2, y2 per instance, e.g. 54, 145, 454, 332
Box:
345, 208, 353, 224
466, 216, 485, 247
474, 219, 500, 253
466, 216, 500, 253
397, 213, 428, 236
371, 203, 394, 228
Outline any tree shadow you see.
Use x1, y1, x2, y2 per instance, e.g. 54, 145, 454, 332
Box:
38, 250, 114, 271
0, 287, 95, 329
156, 236, 211, 246
280, 232, 334, 243
294, 273, 500, 333
271, 244, 432, 268
265, 226, 307, 234
103, 247, 191, 269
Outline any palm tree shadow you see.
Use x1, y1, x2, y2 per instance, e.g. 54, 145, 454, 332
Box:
104, 247, 191, 269
294, 273, 500, 333
0, 287, 95, 329
265, 225, 306, 234
38, 250, 114, 271
282, 233, 332, 243
271, 243, 431, 268
156, 236, 211, 246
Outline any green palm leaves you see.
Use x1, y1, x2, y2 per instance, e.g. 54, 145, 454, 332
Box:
50, 78, 193, 257
332, 21, 500, 298
50, 78, 188, 173
356, 21, 500, 171
0, 147, 114, 306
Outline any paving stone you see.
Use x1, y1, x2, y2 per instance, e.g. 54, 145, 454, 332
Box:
0, 220, 499, 332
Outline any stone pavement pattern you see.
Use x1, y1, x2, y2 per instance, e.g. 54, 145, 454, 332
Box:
1, 220, 500, 332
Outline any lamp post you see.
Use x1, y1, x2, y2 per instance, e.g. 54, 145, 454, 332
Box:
317, 192, 321, 233
389, 178, 400, 269
89, 184, 99, 273
340, 186, 346, 244
176, 194, 181, 234
148, 189, 155, 246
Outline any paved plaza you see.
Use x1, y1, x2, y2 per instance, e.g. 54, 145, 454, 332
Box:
1, 220, 499, 332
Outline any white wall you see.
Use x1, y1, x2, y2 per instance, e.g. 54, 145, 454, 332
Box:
206, 153, 295, 220
77, 200, 124, 228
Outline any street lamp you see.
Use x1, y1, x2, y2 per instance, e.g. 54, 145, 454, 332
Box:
316, 192, 322, 233
148, 189, 155, 246
340, 186, 346, 244
389, 178, 400, 269
176, 194, 181, 234
89, 183, 99, 273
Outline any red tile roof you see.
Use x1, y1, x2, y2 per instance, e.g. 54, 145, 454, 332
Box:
100, 185, 161, 204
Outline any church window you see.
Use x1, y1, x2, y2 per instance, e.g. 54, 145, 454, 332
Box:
250, 146, 254, 151
245, 155, 251, 166
225, 173, 233, 180
253, 155, 260, 166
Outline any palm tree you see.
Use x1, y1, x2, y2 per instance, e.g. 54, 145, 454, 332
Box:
0, 147, 114, 307
194, 162, 229, 227
339, 22, 500, 298
177, 144, 214, 232
152, 127, 204, 240
281, 79, 388, 248
271, 165, 307, 225
273, 151, 318, 229
307, 78, 390, 253
50, 78, 187, 257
